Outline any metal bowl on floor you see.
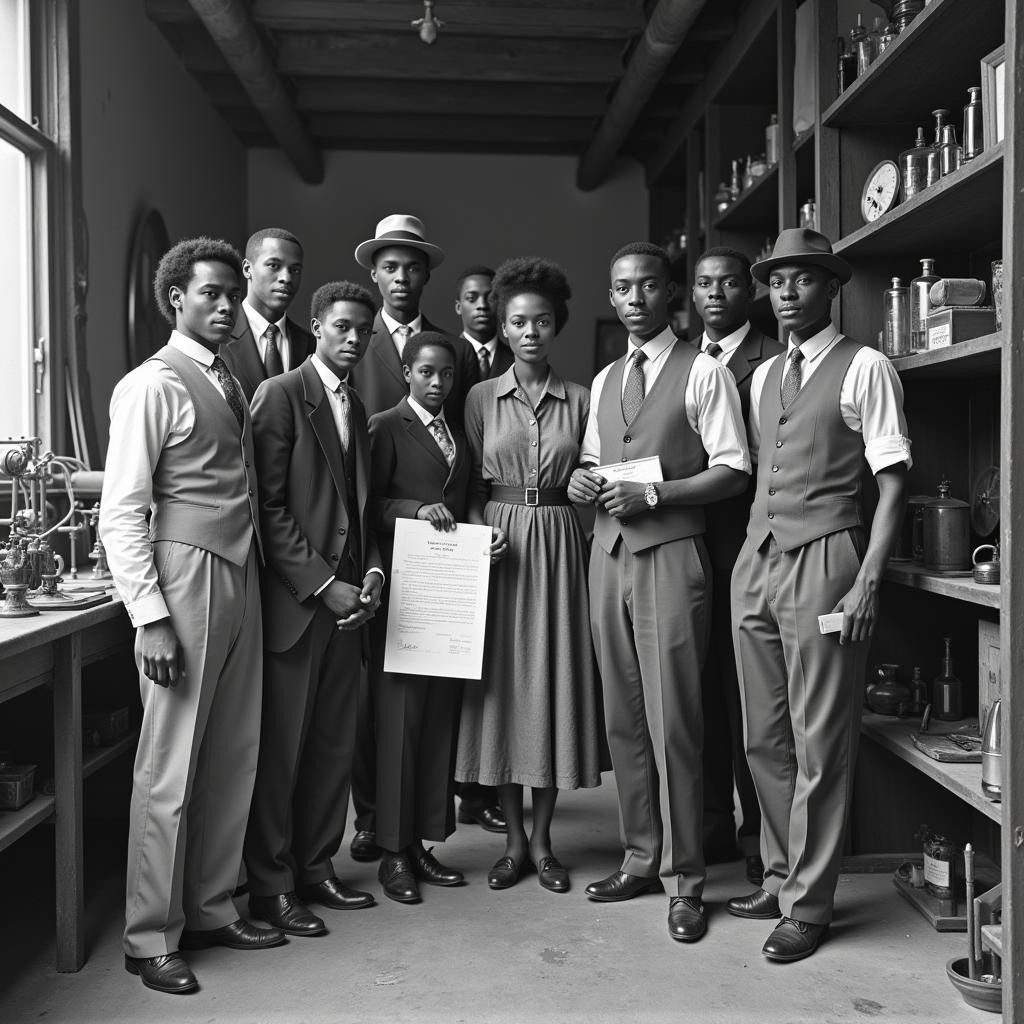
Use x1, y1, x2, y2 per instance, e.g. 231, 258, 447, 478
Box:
946, 955, 1002, 1012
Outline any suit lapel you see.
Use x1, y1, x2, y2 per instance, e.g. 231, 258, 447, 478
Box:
286, 315, 315, 366
229, 318, 267, 396
402, 398, 449, 470
370, 312, 409, 387
301, 361, 348, 503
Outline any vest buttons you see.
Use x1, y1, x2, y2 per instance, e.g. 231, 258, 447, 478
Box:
768, 512, 775, 519
623, 435, 631, 443
330, 553, 339, 562
768, 487, 776, 496
621, 457, 628, 462
771, 465, 779, 473
779, 417, 787, 425
776, 440, 783, 448
530, 440, 537, 447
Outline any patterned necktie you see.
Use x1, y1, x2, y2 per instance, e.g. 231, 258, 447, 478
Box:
211, 356, 246, 431
781, 347, 804, 409
705, 342, 723, 360
427, 418, 455, 466
333, 383, 350, 452
394, 323, 413, 359
478, 346, 491, 379
621, 349, 647, 423
263, 323, 284, 377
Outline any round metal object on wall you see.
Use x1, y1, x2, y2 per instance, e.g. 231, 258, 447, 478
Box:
970, 465, 1000, 537
127, 209, 170, 368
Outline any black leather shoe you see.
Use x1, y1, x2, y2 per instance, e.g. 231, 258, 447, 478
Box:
248, 893, 326, 937
537, 855, 570, 893
585, 871, 663, 902
668, 897, 707, 943
124, 953, 198, 995
409, 844, 465, 887
379, 852, 421, 903
457, 803, 508, 833
746, 854, 766, 885
350, 829, 382, 862
762, 917, 829, 962
180, 918, 286, 950
727, 888, 781, 920
487, 854, 533, 890
299, 876, 375, 910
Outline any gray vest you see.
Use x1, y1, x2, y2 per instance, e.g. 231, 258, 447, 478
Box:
747, 336, 864, 552
147, 344, 260, 566
593, 339, 706, 555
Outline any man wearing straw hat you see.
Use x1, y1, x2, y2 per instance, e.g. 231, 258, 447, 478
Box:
727, 228, 911, 962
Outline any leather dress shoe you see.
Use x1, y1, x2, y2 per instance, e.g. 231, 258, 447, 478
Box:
300, 876, 375, 910
124, 953, 198, 995
487, 854, 533, 890
409, 844, 465, 887
668, 896, 707, 943
762, 917, 829, 962
585, 871, 664, 902
746, 854, 766, 885
350, 829, 382, 862
727, 888, 781, 920
180, 918, 286, 950
457, 802, 508, 833
248, 893, 326, 937
379, 852, 421, 903
537, 855, 570, 893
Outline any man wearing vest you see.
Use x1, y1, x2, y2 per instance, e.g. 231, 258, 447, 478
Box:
727, 229, 910, 962
569, 241, 750, 944
101, 238, 282, 996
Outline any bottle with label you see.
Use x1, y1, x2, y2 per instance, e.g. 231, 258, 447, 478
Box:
766, 113, 779, 166
899, 127, 931, 200
963, 86, 984, 161
910, 258, 939, 351
884, 278, 910, 357
931, 636, 963, 721
926, 109, 950, 186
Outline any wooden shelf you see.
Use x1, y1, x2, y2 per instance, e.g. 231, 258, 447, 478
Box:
823, 0, 1005, 128
891, 332, 1002, 380
981, 924, 1003, 957
82, 729, 139, 780
884, 561, 999, 608
861, 712, 999, 823
713, 163, 778, 231
835, 143, 1003, 259
0, 794, 55, 855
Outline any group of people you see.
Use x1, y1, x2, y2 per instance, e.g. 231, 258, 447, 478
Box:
99, 212, 911, 997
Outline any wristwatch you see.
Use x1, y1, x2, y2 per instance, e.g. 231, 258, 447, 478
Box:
643, 482, 659, 510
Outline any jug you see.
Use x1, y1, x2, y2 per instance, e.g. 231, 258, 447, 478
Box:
866, 663, 912, 716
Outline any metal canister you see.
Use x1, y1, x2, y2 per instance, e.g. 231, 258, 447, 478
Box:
922, 480, 971, 574
972, 544, 1000, 585
981, 698, 1002, 801
928, 278, 987, 308
963, 86, 984, 161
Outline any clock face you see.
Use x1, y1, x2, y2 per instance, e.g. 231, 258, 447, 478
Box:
862, 160, 901, 223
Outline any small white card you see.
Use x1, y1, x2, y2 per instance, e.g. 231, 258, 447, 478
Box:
593, 455, 664, 484
818, 612, 844, 635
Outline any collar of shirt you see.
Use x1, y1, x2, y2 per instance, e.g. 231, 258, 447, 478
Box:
701, 320, 751, 360
170, 330, 217, 368
407, 395, 445, 426
627, 323, 676, 364
463, 332, 497, 358
311, 353, 346, 394
381, 309, 423, 338
788, 321, 841, 365
242, 300, 288, 343
495, 365, 567, 402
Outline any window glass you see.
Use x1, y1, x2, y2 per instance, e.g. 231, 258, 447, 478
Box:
0, 138, 32, 437
0, 0, 30, 120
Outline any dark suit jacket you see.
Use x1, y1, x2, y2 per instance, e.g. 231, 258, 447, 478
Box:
486, 340, 515, 379
348, 312, 480, 428
221, 311, 315, 404
367, 397, 471, 576
251, 357, 383, 654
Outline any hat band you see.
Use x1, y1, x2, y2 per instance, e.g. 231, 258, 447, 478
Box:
375, 230, 429, 245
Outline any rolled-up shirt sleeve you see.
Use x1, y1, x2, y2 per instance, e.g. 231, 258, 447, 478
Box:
688, 355, 751, 474
843, 349, 913, 475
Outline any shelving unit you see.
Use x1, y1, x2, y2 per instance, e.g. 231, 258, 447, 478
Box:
713, 164, 779, 230
890, 332, 1001, 381
0, 794, 56, 855
884, 562, 1000, 609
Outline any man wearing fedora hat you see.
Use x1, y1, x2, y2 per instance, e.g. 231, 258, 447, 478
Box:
726, 228, 910, 962
347, 214, 482, 862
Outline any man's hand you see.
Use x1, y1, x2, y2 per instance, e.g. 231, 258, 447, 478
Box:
832, 577, 879, 646
568, 467, 604, 506
335, 572, 384, 630
138, 619, 186, 687
598, 480, 649, 520
488, 527, 508, 564
321, 579, 364, 620
417, 502, 457, 532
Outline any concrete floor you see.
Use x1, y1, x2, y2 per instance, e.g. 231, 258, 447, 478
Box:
0, 779, 990, 1024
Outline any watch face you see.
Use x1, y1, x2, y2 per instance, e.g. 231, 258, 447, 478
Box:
862, 161, 900, 223
644, 483, 658, 508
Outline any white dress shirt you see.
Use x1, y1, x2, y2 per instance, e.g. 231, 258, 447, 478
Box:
700, 320, 752, 367
99, 331, 233, 627
243, 299, 291, 371
580, 324, 751, 474
381, 309, 423, 358
462, 332, 497, 367
748, 322, 913, 474
407, 395, 454, 451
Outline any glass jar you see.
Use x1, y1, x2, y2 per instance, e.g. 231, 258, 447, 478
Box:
910, 258, 939, 351
884, 277, 911, 357
899, 127, 931, 200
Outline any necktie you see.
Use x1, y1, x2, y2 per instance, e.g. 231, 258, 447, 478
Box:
478, 346, 491, 379
705, 342, 723, 360
333, 384, 351, 452
427, 418, 455, 466
780, 348, 804, 409
621, 349, 647, 423
263, 323, 284, 377
394, 323, 413, 359
211, 356, 246, 431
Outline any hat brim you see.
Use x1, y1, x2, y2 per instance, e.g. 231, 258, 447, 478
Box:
354, 236, 446, 270
751, 251, 852, 285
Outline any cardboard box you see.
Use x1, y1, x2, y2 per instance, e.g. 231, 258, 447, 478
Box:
978, 619, 1001, 724
927, 306, 996, 350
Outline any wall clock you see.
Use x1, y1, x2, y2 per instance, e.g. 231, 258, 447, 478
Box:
861, 160, 901, 223
127, 209, 170, 368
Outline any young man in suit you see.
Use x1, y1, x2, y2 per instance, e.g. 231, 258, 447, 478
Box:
220, 227, 315, 403
243, 281, 385, 938
728, 229, 909, 962
368, 332, 474, 903
691, 247, 783, 886
569, 242, 750, 945
347, 214, 481, 861
455, 265, 514, 382
101, 237, 284, 996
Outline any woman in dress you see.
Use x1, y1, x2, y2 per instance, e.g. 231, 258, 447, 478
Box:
455, 257, 605, 894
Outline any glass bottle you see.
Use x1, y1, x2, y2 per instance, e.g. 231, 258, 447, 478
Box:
742, 154, 754, 190
869, 17, 885, 63
884, 278, 910, 357
939, 123, 962, 176
851, 14, 873, 76
838, 37, 858, 92
799, 198, 816, 231
766, 113, 779, 166
877, 20, 898, 57
729, 159, 741, 200
926, 109, 949, 186
910, 258, 939, 351
910, 666, 928, 715
963, 86, 984, 162
931, 637, 963, 722
893, 0, 925, 34
899, 126, 931, 200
